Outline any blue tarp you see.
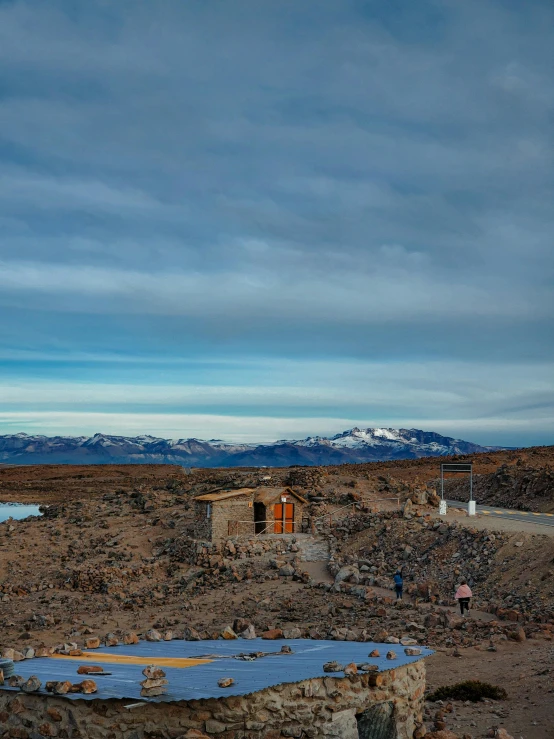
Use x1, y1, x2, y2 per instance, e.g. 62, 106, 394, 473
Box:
0, 639, 433, 703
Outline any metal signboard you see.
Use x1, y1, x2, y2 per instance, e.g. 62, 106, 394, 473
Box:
440, 463, 473, 473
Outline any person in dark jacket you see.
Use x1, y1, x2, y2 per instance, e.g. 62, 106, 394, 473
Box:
393, 571, 403, 600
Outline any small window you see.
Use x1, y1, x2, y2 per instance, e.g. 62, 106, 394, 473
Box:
206, 503, 211, 519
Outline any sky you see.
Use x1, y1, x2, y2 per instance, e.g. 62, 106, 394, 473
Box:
0, 0, 553, 446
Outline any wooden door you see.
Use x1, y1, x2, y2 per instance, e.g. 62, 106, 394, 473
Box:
274, 502, 294, 533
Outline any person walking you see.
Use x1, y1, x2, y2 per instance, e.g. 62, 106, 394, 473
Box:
393, 570, 403, 600
455, 580, 472, 616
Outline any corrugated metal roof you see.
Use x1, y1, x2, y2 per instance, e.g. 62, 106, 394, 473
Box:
195, 489, 254, 502
0, 639, 433, 704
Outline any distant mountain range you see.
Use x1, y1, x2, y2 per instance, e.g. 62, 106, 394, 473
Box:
0, 428, 502, 467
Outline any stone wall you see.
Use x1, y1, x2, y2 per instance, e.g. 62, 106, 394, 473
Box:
193, 500, 213, 541
194, 497, 255, 542
0, 660, 425, 739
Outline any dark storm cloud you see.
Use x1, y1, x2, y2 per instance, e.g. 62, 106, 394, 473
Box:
0, 0, 553, 443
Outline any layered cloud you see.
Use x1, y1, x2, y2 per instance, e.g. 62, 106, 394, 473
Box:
0, 0, 552, 445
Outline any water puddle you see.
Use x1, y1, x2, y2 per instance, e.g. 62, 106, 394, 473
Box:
0, 503, 43, 523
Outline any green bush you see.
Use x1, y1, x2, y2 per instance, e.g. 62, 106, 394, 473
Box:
427, 680, 508, 702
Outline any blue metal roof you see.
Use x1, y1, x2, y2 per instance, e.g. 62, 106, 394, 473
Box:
0, 639, 433, 703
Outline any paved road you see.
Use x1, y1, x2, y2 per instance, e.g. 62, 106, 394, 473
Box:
445, 500, 554, 528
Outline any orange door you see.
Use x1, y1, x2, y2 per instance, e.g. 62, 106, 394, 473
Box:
274, 503, 294, 533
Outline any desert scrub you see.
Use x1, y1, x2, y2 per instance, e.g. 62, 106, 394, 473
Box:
427, 680, 508, 702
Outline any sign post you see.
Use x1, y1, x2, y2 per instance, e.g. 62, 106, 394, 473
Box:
440, 463, 474, 515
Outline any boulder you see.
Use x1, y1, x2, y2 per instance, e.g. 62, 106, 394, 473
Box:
233, 618, 251, 634
140, 678, 169, 689
334, 565, 360, 585
218, 677, 234, 687
77, 665, 104, 675
323, 661, 344, 672
279, 564, 295, 577
141, 686, 167, 697
142, 665, 166, 679
261, 628, 283, 640
21, 676, 41, 693
241, 624, 257, 640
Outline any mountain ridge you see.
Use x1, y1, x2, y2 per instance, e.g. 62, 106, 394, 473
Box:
0, 427, 502, 467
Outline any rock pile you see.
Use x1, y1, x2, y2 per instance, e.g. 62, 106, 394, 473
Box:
323, 510, 554, 624
140, 664, 168, 697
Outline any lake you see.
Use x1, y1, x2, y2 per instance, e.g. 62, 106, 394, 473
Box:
0, 503, 43, 523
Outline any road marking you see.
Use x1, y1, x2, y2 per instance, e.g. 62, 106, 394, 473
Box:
546, 513, 553, 517
482, 511, 490, 515
494, 511, 504, 514
520, 512, 528, 515
532, 513, 541, 516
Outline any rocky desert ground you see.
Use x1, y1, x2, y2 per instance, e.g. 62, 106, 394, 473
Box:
0, 447, 553, 738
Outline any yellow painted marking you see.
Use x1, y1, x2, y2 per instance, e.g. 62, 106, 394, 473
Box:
532, 513, 541, 516
545, 513, 553, 517
494, 511, 504, 514
482, 510, 490, 515
51, 653, 212, 669
520, 512, 528, 515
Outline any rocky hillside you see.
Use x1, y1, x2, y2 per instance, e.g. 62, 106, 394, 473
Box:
0, 427, 495, 466
446, 462, 554, 512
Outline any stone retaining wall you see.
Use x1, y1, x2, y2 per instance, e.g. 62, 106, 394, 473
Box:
0, 661, 425, 739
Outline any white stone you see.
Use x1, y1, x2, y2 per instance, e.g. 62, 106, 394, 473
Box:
321, 709, 358, 738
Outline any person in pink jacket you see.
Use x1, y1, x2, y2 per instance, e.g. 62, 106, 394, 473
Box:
455, 581, 473, 616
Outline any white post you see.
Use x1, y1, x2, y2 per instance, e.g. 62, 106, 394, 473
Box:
468, 500, 476, 516
439, 500, 447, 516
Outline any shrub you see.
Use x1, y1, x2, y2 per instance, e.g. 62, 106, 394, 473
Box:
427, 680, 508, 702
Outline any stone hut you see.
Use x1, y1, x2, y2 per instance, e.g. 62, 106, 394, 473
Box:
0, 637, 431, 739
194, 487, 308, 541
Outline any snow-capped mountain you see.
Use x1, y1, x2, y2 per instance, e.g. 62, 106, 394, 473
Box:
0, 428, 497, 467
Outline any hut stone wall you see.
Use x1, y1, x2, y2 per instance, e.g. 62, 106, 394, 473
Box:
0, 660, 426, 739
194, 496, 254, 541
